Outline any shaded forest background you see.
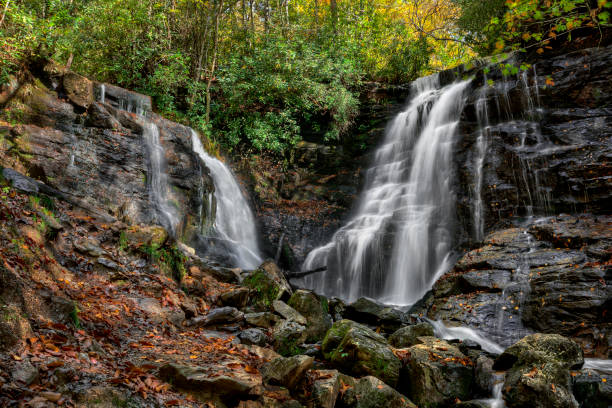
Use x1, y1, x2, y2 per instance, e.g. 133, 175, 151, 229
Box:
1, 0, 610, 154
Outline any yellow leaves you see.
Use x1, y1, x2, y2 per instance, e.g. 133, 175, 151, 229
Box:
545, 77, 555, 86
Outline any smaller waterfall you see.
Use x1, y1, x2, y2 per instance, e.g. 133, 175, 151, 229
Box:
100, 84, 106, 103
142, 122, 179, 235
472, 75, 491, 242
430, 320, 504, 354
191, 131, 262, 269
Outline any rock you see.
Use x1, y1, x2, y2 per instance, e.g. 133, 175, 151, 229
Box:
239, 328, 267, 346
388, 322, 434, 348
401, 337, 474, 408
272, 320, 307, 356
191, 306, 244, 327
242, 261, 292, 309
124, 225, 168, 249
494, 334, 583, 408
328, 297, 346, 321
273, 300, 307, 325
474, 355, 495, 395
73, 237, 106, 257
493, 333, 584, 371
571, 368, 612, 408
321, 319, 401, 387
453, 402, 489, 408
159, 362, 262, 401
220, 287, 250, 308
132, 297, 184, 326
288, 290, 332, 342
344, 297, 405, 332
75, 386, 129, 408
244, 344, 281, 362
310, 370, 340, 408
0, 303, 33, 351
245, 312, 281, 328
12, 361, 39, 385
341, 376, 417, 408
261, 355, 314, 389
63, 71, 94, 108
97, 257, 120, 271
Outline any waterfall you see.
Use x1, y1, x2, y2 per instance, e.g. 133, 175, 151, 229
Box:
190, 130, 263, 270
142, 122, 180, 235
302, 77, 471, 305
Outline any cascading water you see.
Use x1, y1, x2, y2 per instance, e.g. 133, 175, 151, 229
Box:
191, 130, 262, 269
142, 122, 180, 235
302, 77, 471, 305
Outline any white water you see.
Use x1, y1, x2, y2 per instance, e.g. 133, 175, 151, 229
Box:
302, 77, 471, 305
583, 358, 612, 375
430, 320, 504, 354
191, 130, 262, 269
473, 76, 490, 242
100, 84, 105, 103
142, 122, 180, 235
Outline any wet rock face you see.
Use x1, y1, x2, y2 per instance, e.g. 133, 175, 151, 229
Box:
426, 215, 611, 357
0, 66, 214, 241
454, 45, 612, 245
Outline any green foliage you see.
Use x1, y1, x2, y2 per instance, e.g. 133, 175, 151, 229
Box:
118, 231, 128, 252
453, 0, 508, 53
70, 302, 81, 328
277, 337, 306, 357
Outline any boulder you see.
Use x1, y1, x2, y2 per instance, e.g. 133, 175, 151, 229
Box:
341, 376, 417, 408
63, 71, 94, 108
344, 297, 405, 332
273, 300, 307, 325
401, 337, 474, 408
12, 361, 39, 385
238, 328, 267, 346
388, 322, 434, 348
73, 237, 106, 257
494, 334, 583, 408
474, 355, 495, 395
272, 319, 307, 356
159, 362, 262, 401
321, 320, 401, 387
201, 306, 244, 326
571, 368, 612, 408
220, 287, 250, 308
124, 225, 168, 249
242, 261, 292, 310
309, 370, 340, 408
261, 355, 313, 390
245, 312, 281, 328
288, 290, 332, 342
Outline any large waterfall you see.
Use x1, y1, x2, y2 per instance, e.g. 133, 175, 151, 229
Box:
302, 76, 471, 305
191, 131, 263, 269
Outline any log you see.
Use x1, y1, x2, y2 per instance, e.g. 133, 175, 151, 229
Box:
285, 267, 327, 279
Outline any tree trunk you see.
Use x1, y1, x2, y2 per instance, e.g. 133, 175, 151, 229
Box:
0, 0, 10, 29
330, 0, 338, 33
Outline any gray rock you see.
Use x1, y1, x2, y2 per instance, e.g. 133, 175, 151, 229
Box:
159, 362, 262, 400
401, 337, 474, 408
73, 237, 106, 257
321, 319, 401, 387
342, 376, 417, 408
571, 368, 612, 408
273, 300, 307, 325
388, 322, 434, 348
97, 257, 120, 271
238, 328, 267, 346
310, 370, 340, 408
474, 355, 495, 395
495, 334, 583, 408
261, 355, 313, 389
220, 287, 250, 308
12, 361, 39, 385
344, 297, 405, 332
245, 312, 281, 328
272, 320, 306, 356
288, 290, 332, 342
202, 306, 245, 326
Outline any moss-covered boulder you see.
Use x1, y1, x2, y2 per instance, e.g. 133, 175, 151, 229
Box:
388, 322, 434, 348
344, 297, 406, 332
272, 320, 307, 356
124, 225, 168, 249
321, 320, 401, 387
401, 337, 474, 408
288, 289, 332, 342
341, 376, 417, 408
63, 71, 94, 108
494, 334, 583, 408
242, 261, 292, 310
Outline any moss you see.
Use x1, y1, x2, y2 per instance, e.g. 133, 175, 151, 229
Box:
277, 336, 305, 357
118, 231, 128, 251
140, 243, 186, 283
243, 269, 280, 308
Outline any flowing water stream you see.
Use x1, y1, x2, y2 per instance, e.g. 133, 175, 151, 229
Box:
302, 77, 471, 305
191, 131, 263, 269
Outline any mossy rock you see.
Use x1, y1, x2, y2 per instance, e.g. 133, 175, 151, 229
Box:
124, 225, 168, 249
321, 319, 400, 387
287, 289, 332, 343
